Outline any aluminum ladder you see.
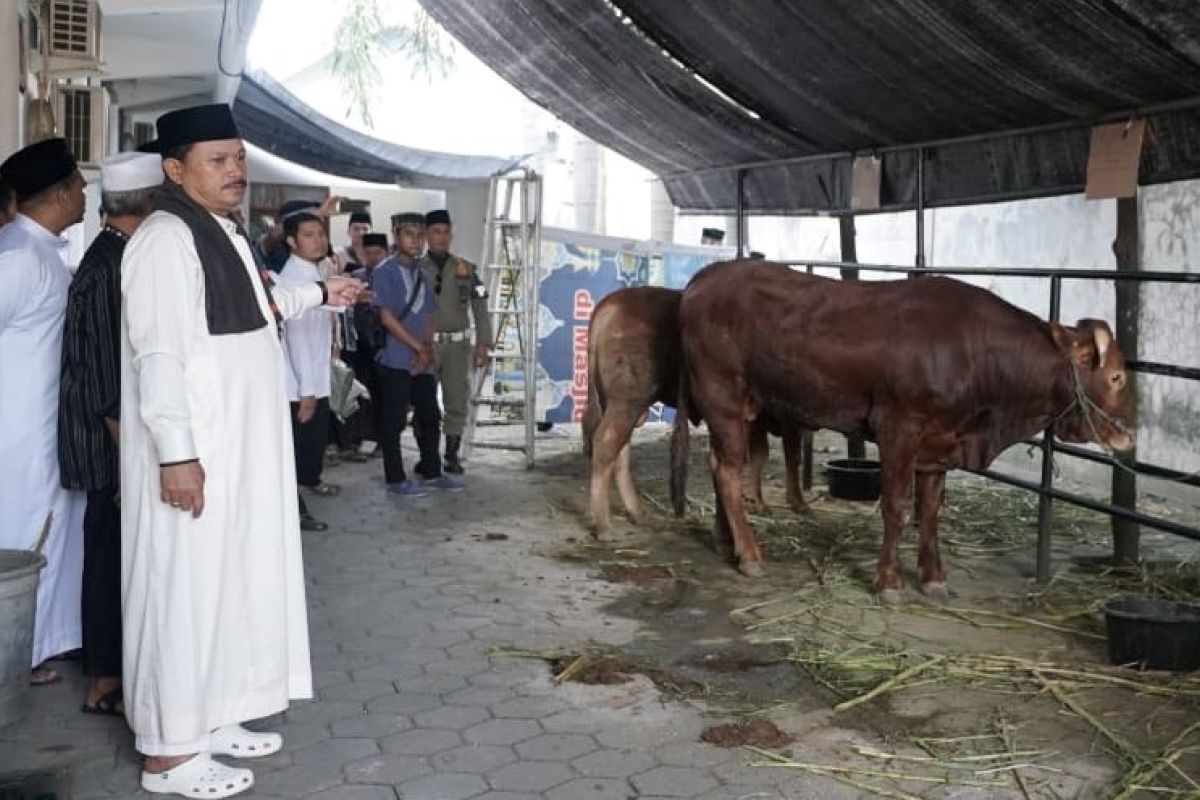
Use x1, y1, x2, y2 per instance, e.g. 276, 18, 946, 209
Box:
462, 172, 543, 469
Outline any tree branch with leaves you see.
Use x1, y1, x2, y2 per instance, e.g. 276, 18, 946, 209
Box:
331, 0, 455, 128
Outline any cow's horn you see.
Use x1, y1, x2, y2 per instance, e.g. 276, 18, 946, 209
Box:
1093, 326, 1112, 364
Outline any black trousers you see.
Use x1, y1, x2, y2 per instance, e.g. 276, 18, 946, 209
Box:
377, 365, 441, 484
290, 397, 330, 487
81, 487, 121, 678
346, 349, 380, 443
329, 409, 361, 450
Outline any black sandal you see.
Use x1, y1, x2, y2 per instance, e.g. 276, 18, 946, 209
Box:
82, 687, 124, 717
300, 514, 328, 532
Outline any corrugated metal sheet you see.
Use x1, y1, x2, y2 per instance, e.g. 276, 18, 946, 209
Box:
417, 0, 1200, 212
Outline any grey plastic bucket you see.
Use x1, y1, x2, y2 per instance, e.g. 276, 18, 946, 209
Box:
0, 549, 46, 731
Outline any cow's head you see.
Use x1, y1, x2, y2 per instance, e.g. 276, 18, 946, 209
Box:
1050, 319, 1135, 452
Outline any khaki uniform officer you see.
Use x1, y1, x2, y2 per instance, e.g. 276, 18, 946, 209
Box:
420, 209, 492, 474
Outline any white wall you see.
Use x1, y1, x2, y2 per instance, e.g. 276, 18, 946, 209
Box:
326, 185, 444, 251
444, 181, 489, 266
1, 2, 22, 159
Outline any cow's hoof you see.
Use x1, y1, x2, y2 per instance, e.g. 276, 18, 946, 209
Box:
878, 587, 907, 605
738, 559, 767, 578
920, 582, 951, 601
590, 525, 613, 541
789, 501, 809, 515
626, 510, 646, 525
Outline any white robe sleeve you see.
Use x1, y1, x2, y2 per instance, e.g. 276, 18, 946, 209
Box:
271, 281, 323, 321
0, 249, 37, 331
121, 217, 200, 465
279, 262, 325, 399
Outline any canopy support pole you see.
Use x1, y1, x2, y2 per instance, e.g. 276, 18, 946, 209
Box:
839, 214, 867, 461
1112, 195, 1141, 564
735, 168, 747, 257
915, 147, 927, 268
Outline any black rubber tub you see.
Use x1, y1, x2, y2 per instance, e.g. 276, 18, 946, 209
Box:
1104, 597, 1200, 671
825, 459, 882, 502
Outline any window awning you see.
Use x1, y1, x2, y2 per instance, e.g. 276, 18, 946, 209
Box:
416, 0, 1200, 213
232, 70, 526, 187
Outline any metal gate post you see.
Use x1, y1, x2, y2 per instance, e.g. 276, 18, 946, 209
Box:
1037, 275, 1062, 582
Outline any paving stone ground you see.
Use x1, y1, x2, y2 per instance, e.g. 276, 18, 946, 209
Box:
0, 427, 1109, 798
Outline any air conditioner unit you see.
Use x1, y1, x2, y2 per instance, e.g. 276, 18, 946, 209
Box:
56, 85, 108, 168
46, 0, 103, 75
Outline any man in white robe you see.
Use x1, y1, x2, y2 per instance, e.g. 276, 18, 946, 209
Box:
120, 104, 363, 798
0, 138, 88, 686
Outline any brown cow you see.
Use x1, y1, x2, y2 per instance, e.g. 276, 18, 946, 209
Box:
583, 286, 806, 537
675, 261, 1134, 600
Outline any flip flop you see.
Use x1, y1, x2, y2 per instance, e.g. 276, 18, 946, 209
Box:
82, 687, 124, 717
141, 753, 253, 799
30, 666, 61, 687
301, 482, 341, 496
209, 723, 282, 759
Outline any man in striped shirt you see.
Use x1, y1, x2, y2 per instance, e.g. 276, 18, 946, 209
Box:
58, 151, 162, 716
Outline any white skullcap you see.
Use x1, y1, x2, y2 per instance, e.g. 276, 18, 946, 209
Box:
100, 152, 163, 193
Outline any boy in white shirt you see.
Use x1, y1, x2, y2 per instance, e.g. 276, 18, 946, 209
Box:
280, 210, 341, 500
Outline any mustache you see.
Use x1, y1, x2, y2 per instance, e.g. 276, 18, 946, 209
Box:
223, 180, 248, 190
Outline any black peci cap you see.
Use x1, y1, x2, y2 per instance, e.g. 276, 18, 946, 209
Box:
156, 104, 241, 153
0, 138, 78, 201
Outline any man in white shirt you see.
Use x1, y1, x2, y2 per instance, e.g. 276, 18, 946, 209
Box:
0, 137, 88, 688
120, 103, 363, 797
280, 208, 340, 498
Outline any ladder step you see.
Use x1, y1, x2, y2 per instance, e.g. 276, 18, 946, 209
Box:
488, 308, 526, 315
470, 442, 528, 453
472, 397, 526, 407
484, 264, 526, 270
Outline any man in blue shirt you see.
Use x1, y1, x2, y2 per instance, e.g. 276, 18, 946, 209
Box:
372, 213, 463, 495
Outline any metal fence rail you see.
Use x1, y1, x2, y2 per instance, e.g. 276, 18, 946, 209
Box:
785, 258, 1200, 580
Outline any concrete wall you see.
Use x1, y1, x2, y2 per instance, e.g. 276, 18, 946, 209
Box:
1137, 180, 1200, 476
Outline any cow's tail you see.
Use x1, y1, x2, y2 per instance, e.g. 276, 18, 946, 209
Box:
581, 332, 602, 464
669, 362, 690, 517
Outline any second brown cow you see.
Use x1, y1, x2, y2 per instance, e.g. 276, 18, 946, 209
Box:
583, 286, 806, 537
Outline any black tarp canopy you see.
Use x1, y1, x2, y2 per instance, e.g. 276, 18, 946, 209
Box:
232, 71, 525, 187
416, 0, 1200, 213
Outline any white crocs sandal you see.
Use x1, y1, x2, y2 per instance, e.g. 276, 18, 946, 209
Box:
141, 753, 253, 798
209, 723, 283, 759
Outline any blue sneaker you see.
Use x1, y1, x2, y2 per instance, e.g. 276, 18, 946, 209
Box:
425, 474, 466, 493
387, 480, 430, 498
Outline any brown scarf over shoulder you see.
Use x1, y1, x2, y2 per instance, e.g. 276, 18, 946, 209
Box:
155, 181, 281, 335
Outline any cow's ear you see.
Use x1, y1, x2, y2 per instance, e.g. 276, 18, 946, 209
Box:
1073, 319, 1113, 367
1050, 322, 1077, 355
1051, 322, 1093, 366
